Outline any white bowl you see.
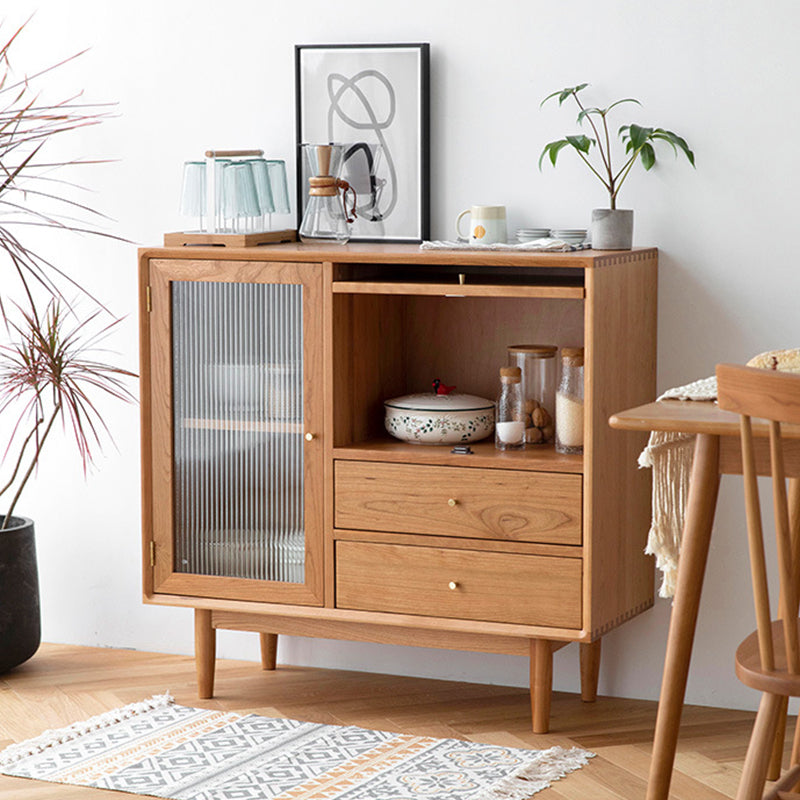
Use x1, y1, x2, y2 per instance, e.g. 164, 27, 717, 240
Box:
384, 392, 495, 445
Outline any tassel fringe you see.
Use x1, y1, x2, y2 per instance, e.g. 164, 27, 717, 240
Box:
487, 746, 594, 798
639, 430, 696, 598
0, 692, 174, 767
635, 375, 716, 598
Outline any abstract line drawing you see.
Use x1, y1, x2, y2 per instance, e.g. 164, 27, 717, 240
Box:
326, 69, 397, 221
295, 43, 430, 242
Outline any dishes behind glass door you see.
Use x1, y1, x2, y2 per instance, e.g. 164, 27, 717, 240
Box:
206, 362, 302, 421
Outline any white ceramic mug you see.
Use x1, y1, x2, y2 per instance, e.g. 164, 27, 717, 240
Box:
455, 205, 507, 245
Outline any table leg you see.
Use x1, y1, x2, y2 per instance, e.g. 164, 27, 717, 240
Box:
646, 433, 721, 800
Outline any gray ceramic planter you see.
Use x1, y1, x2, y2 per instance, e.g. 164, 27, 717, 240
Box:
591, 208, 633, 250
0, 516, 40, 673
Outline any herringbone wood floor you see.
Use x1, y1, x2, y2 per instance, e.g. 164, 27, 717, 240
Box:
0, 642, 779, 798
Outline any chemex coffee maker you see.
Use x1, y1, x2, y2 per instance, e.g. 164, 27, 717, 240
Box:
298, 144, 357, 244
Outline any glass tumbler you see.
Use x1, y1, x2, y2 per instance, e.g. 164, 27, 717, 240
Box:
249, 159, 276, 230
210, 157, 232, 232
222, 162, 260, 233
265, 160, 291, 214
179, 161, 207, 232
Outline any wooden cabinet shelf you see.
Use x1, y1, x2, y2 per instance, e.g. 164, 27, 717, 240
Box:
332, 281, 585, 299
332, 439, 584, 473
138, 242, 657, 733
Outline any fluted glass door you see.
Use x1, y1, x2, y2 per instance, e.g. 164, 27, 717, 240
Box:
147, 260, 323, 605
172, 280, 304, 583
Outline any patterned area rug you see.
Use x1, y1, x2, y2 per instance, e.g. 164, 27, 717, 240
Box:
0, 694, 593, 799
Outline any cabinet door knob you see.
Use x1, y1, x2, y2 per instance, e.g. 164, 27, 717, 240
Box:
448, 581, 459, 590
447, 498, 458, 507
304, 432, 316, 441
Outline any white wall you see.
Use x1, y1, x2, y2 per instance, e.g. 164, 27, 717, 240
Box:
4, 0, 799, 713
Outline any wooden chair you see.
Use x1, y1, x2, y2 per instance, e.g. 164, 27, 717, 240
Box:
717, 363, 800, 800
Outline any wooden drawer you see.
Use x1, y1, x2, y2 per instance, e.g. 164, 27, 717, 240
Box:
335, 461, 582, 545
336, 541, 582, 628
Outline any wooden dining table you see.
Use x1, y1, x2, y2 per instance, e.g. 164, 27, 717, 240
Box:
609, 398, 800, 800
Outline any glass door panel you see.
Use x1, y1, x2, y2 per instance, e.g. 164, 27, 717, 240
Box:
147, 258, 323, 605
172, 281, 304, 583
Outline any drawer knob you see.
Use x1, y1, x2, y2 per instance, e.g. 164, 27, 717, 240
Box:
447, 498, 458, 507
448, 581, 459, 590
304, 432, 316, 441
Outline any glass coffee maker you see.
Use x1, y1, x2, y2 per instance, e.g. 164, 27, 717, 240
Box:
298, 144, 357, 244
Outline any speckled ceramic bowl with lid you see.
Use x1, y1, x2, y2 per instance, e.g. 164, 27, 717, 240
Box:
384, 392, 495, 445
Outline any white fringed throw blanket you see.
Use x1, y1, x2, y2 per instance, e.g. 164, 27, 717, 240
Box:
638, 377, 717, 598
639, 349, 800, 597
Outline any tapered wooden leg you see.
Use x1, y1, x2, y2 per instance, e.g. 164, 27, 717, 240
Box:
194, 608, 216, 699
766, 474, 800, 781
736, 693, 784, 800
783, 478, 800, 791
767, 696, 788, 781
259, 633, 278, 670
647, 433, 721, 800
530, 639, 553, 733
579, 639, 602, 702
789, 708, 800, 788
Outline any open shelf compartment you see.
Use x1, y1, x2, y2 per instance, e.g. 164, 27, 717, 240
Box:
331, 276, 585, 468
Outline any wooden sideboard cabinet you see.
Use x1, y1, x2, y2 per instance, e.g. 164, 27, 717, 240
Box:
138, 242, 657, 732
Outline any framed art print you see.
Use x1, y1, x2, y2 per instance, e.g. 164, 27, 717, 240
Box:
295, 43, 430, 242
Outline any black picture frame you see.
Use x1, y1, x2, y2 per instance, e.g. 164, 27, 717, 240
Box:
295, 43, 430, 243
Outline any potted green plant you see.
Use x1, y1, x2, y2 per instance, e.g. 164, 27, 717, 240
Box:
0, 302, 134, 672
0, 21, 134, 672
539, 83, 695, 250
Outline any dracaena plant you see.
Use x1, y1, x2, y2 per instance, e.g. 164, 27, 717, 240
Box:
1, 18, 115, 309
539, 83, 695, 210
0, 20, 134, 527
0, 300, 136, 528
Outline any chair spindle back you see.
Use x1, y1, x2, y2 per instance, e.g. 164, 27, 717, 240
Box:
717, 363, 800, 676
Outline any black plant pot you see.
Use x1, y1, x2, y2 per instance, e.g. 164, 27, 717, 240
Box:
0, 516, 40, 673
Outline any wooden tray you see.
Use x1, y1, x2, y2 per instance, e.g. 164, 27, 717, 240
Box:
163, 229, 297, 247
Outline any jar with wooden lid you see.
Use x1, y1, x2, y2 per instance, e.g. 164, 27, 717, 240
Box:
507, 344, 556, 445
495, 366, 525, 450
555, 347, 584, 454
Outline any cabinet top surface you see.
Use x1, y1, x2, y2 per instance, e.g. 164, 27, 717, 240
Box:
140, 242, 657, 269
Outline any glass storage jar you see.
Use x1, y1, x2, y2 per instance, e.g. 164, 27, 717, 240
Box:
555, 347, 585, 454
495, 366, 525, 450
507, 344, 556, 444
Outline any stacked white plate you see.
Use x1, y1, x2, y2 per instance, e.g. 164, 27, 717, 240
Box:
551, 228, 587, 245
516, 227, 551, 242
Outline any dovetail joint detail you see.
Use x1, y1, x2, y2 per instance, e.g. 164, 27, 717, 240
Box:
591, 598, 654, 639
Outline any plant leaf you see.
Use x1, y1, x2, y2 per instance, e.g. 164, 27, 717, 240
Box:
606, 97, 641, 113
661, 129, 696, 166
565, 134, 594, 153
650, 129, 678, 158
540, 82, 589, 107
627, 123, 654, 151
640, 143, 656, 170
538, 139, 571, 169
577, 107, 605, 125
